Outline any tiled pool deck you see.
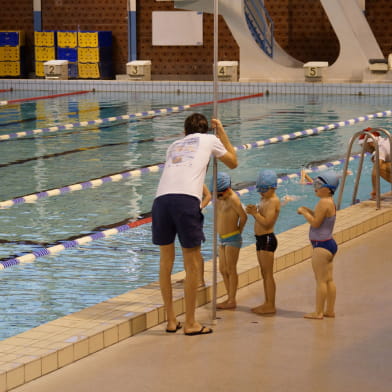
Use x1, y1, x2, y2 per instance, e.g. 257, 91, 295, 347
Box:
1, 194, 391, 391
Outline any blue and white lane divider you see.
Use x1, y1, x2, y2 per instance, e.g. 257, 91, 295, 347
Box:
235, 154, 362, 197
0, 108, 375, 210
0, 164, 164, 209
0, 105, 192, 141
236, 110, 392, 151
0, 154, 363, 270
0, 92, 264, 141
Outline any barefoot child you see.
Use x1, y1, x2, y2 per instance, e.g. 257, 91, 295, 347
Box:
297, 170, 339, 320
214, 172, 247, 309
246, 169, 280, 315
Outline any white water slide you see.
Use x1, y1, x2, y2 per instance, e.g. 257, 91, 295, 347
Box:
174, 0, 391, 82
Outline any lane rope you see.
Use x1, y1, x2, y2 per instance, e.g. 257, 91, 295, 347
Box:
1, 103, 385, 209
0, 90, 91, 107
0, 107, 381, 209
0, 93, 264, 141
0, 153, 364, 270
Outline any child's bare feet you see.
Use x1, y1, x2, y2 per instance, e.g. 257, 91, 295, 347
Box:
251, 304, 276, 315
217, 300, 236, 309
304, 312, 323, 320
324, 312, 335, 318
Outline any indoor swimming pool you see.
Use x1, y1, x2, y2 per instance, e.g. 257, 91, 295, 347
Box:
0, 89, 391, 341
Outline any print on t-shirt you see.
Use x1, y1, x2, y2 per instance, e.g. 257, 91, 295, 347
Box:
167, 137, 199, 167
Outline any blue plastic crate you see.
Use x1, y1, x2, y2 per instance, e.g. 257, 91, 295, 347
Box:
68, 62, 78, 79
0, 31, 24, 46
57, 47, 78, 62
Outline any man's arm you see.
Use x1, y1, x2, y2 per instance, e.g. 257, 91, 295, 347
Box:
211, 118, 237, 169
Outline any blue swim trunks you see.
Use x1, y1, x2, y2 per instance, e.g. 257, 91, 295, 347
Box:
310, 238, 338, 256
219, 230, 242, 248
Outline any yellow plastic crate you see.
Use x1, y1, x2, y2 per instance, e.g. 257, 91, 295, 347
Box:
0, 61, 20, 76
78, 31, 111, 47
34, 31, 56, 47
78, 62, 100, 79
0, 46, 21, 61
57, 31, 78, 48
35, 61, 45, 77
78, 47, 99, 63
35, 46, 56, 61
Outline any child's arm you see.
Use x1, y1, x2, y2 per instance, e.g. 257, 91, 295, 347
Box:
297, 200, 328, 228
298, 206, 314, 216
200, 184, 211, 209
230, 196, 248, 232
246, 199, 279, 229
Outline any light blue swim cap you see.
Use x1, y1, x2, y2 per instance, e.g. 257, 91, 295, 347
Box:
256, 169, 277, 192
317, 171, 340, 193
212, 172, 231, 192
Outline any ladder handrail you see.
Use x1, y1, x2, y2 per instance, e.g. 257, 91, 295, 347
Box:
337, 129, 392, 210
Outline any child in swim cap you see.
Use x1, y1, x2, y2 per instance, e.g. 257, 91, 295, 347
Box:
212, 172, 247, 309
246, 169, 281, 315
297, 170, 339, 319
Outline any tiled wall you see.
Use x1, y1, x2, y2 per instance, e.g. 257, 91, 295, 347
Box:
0, 1, 391, 78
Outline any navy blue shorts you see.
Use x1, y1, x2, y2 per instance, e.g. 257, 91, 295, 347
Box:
311, 238, 338, 256
152, 194, 205, 248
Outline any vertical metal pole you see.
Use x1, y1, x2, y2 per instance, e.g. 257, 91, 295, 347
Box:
211, 0, 219, 322
33, 0, 42, 31
128, 0, 137, 61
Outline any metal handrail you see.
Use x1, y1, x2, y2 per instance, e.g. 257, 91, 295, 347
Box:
337, 129, 392, 210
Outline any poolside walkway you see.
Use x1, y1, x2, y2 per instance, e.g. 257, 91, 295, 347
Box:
12, 208, 392, 391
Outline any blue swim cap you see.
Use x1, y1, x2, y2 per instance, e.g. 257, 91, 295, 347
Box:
256, 169, 277, 192
211, 172, 231, 192
317, 171, 339, 193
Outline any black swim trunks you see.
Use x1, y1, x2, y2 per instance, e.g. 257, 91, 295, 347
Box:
255, 233, 278, 252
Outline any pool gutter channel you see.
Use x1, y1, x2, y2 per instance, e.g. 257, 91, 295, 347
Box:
1, 194, 392, 391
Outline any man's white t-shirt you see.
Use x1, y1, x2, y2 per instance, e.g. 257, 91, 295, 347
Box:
378, 138, 391, 162
156, 133, 227, 201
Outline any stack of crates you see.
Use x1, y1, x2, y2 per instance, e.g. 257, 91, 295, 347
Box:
78, 31, 113, 79
57, 31, 78, 78
34, 31, 56, 77
0, 31, 25, 77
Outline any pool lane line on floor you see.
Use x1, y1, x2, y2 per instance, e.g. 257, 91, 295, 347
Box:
0, 92, 264, 141
0, 90, 92, 107
0, 154, 363, 270
0, 110, 298, 166
0, 102, 123, 128
0, 131, 184, 169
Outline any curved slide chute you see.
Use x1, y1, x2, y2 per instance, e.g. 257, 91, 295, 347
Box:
175, 0, 390, 82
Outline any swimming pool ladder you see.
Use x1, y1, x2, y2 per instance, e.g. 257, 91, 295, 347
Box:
337, 128, 392, 210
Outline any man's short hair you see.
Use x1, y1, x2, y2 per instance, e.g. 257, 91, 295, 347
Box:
184, 113, 209, 135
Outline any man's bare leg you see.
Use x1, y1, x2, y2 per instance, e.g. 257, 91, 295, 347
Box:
183, 246, 212, 334
159, 243, 180, 331
198, 255, 205, 287
252, 250, 276, 315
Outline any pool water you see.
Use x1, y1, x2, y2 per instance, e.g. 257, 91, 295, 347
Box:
0, 91, 391, 341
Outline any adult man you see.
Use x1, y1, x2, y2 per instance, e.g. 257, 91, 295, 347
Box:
152, 113, 237, 335
359, 128, 391, 199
